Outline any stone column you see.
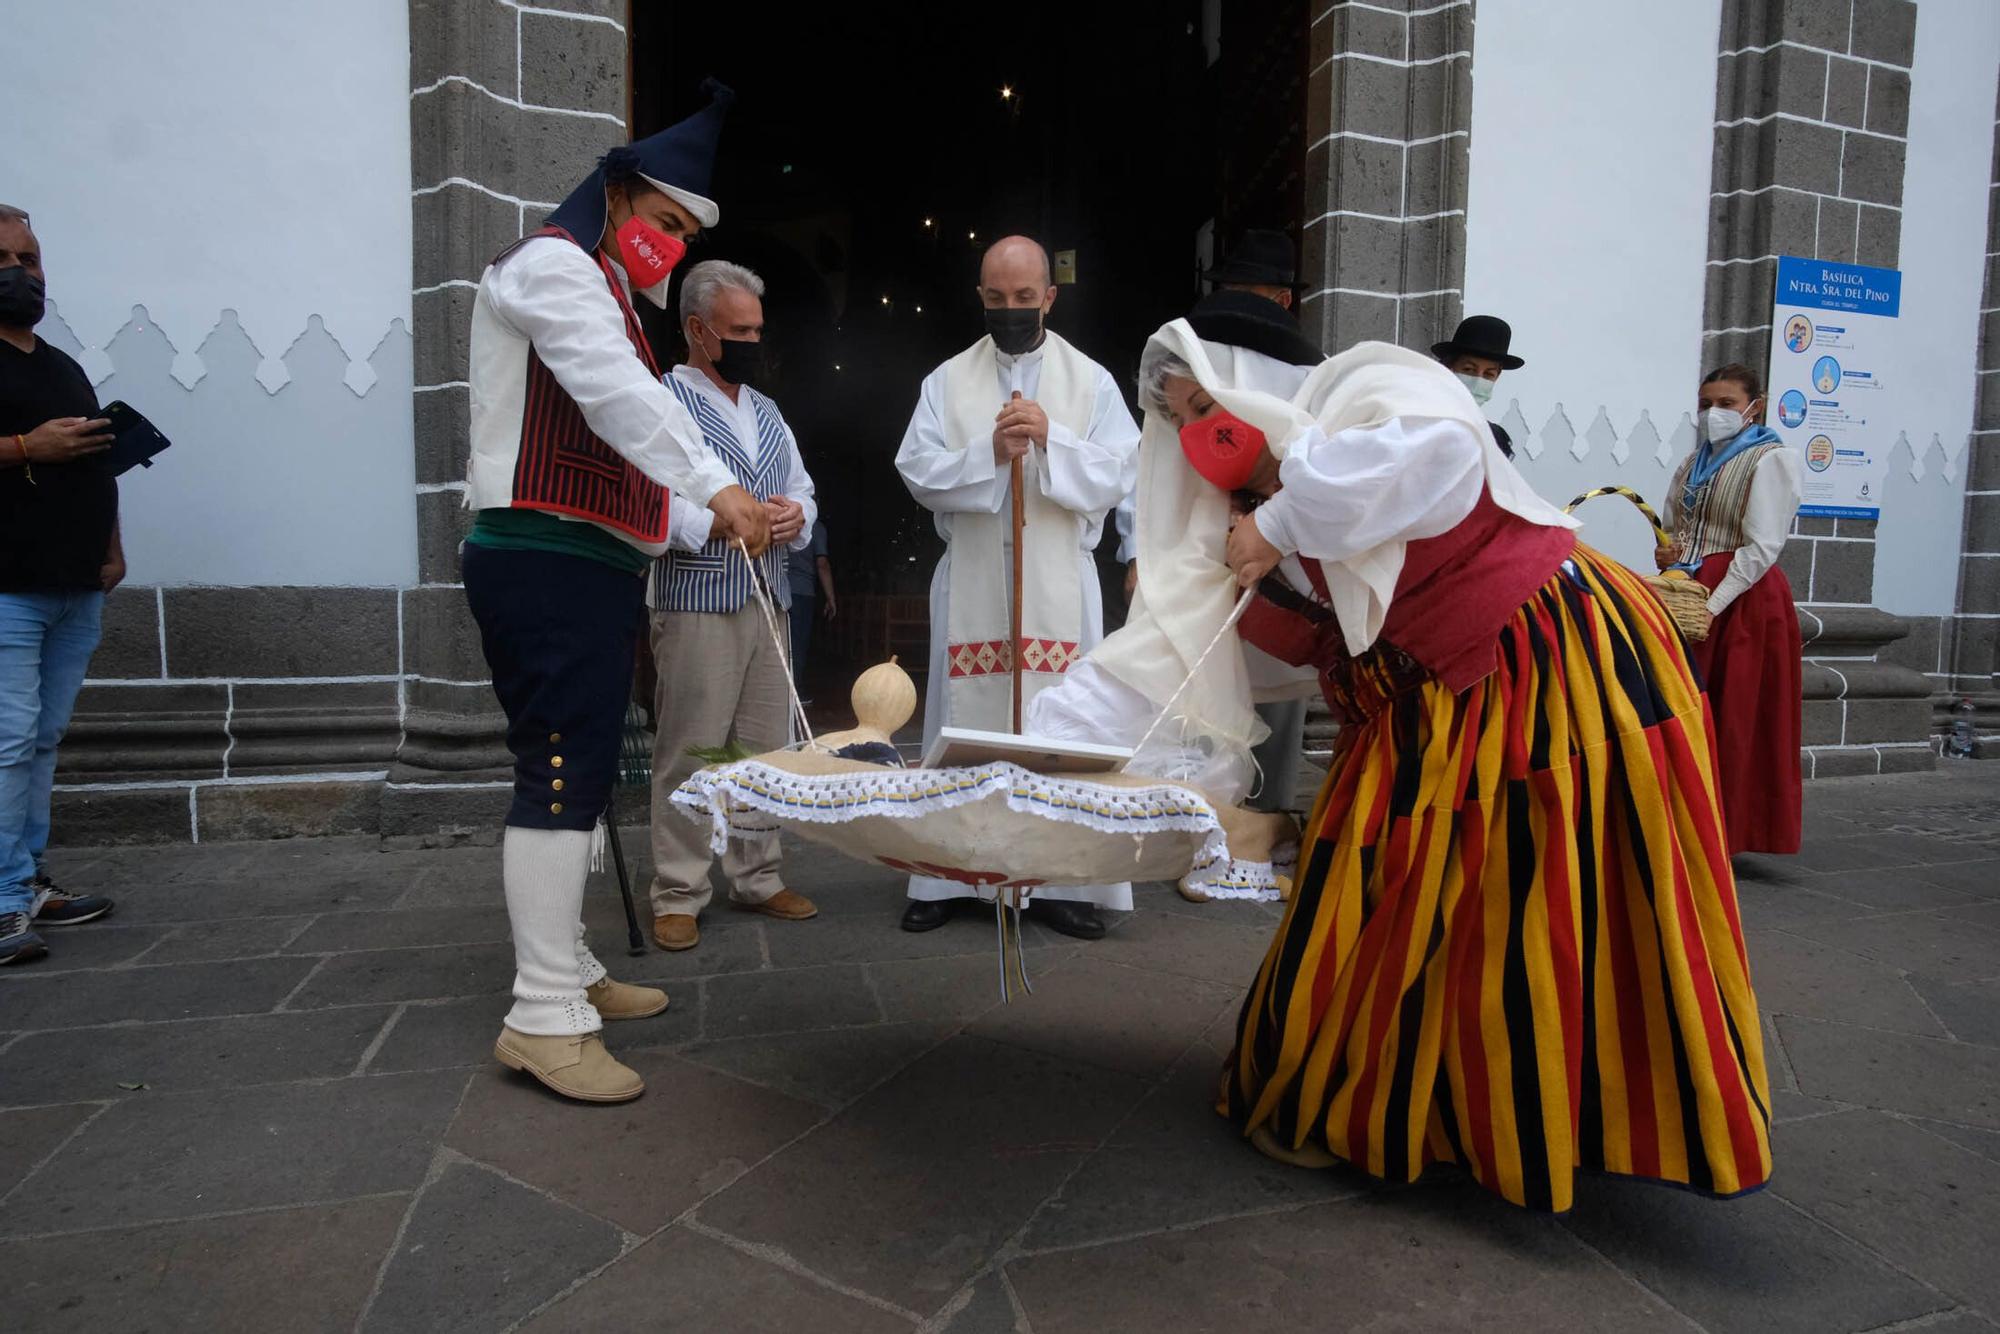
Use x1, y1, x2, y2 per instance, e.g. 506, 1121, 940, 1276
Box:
385, 0, 630, 838
1944, 84, 2000, 754
1704, 0, 1931, 776
1297, 0, 1475, 356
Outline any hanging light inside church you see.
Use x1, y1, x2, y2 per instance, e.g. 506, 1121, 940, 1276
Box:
999, 85, 1014, 101
881, 295, 890, 305
923, 217, 934, 229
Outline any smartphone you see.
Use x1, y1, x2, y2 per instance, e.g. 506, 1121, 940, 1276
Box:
97, 400, 138, 438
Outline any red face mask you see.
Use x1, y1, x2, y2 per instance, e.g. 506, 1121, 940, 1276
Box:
1178, 409, 1266, 492
613, 214, 686, 289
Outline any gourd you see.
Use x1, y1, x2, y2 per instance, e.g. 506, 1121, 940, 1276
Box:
813, 656, 918, 757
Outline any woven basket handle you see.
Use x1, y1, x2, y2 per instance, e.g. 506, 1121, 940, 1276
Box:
1563, 485, 1673, 548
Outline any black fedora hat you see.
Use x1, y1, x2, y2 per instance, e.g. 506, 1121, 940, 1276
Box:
1431, 314, 1523, 369
1187, 289, 1324, 368
1202, 228, 1298, 288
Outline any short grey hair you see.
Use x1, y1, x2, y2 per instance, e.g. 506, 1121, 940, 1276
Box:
679, 259, 765, 324
1138, 345, 1195, 417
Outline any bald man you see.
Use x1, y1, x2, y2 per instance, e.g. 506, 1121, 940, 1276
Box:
893, 236, 1140, 939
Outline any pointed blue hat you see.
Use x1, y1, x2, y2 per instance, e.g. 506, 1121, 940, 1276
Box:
544, 79, 734, 246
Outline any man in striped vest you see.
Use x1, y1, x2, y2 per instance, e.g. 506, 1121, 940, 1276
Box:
647, 261, 821, 953
459, 83, 771, 1105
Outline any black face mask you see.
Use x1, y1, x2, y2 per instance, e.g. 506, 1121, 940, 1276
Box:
0, 268, 46, 328
983, 305, 1044, 356
712, 336, 768, 388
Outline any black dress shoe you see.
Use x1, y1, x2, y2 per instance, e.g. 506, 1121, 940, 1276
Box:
1027, 899, 1105, 941
900, 898, 960, 933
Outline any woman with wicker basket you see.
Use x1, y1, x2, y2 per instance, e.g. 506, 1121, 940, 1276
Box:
1658, 364, 1804, 856
1122, 325, 1771, 1213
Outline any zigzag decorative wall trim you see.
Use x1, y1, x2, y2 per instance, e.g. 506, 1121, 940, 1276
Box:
38, 303, 410, 399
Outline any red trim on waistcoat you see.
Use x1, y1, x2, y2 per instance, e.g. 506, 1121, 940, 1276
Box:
503, 226, 670, 544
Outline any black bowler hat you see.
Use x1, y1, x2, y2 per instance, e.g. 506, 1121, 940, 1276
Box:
1188, 289, 1324, 368
1431, 314, 1524, 369
1202, 228, 1298, 288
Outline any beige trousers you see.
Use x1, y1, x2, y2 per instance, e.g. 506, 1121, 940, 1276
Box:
647, 605, 792, 917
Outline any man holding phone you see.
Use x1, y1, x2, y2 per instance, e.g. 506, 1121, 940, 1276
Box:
0, 203, 119, 966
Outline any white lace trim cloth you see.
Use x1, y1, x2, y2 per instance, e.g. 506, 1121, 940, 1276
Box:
670, 759, 1283, 902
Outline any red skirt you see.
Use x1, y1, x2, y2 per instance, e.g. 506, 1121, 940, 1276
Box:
1691, 555, 1802, 855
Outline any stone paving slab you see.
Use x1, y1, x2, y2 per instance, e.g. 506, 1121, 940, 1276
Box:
1, 766, 1997, 1331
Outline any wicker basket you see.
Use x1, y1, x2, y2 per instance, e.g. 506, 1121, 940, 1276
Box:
1564, 486, 1712, 641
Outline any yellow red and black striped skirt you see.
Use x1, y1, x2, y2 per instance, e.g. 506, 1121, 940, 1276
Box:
1219, 547, 1772, 1212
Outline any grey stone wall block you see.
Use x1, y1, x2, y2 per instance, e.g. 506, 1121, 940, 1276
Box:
1400, 214, 1454, 291
1980, 370, 2000, 431
1408, 5, 1472, 62
1959, 555, 2000, 615
415, 386, 471, 486
1705, 256, 1777, 332
410, 0, 519, 100
1816, 196, 1860, 261
519, 9, 627, 120
410, 80, 621, 210
227, 681, 401, 775
1981, 307, 2000, 365
1965, 436, 2000, 493
1773, 44, 1830, 118
199, 780, 383, 840
413, 283, 478, 392
401, 585, 491, 683
1796, 515, 1838, 537
163, 588, 400, 679
1784, 0, 1856, 52
1404, 133, 1469, 219
1810, 536, 1876, 604
1952, 616, 1997, 680
1301, 290, 1398, 352
1968, 492, 2000, 553
1709, 187, 1759, 261
1406, 57, 1472, 142
1327, 60, 1412, 141
1808, 746, 1878, 777
1316, 136, 1405, 218
1844, 697, 1932, 744
1803, 697, 1845, 746
1850, 0, 1919, 66
406, 677, 500, 718
1877, 614, 1943, 673
1834, 516, 1877, 540
1768, 187, 1819, 258
413, 184, 521, 291
1306, 71, 1334, 152
1824, 56, 1870, 129
1876, 744, 1933, 774
1328, 215, 1406, 293
1712, 121, 1770, 197
510, 0, 621, 16
1319, 5, 1404, 64
1840, 132, 1908, 207
1778, 538, 1815, 595
1772, 118, 1845, 195
1865, 66, 1911, 138
1856, 203, 1902, 266
93, 586, 163, 679
418, 490, 477, 586
1703, 329, 1770, 373
47, 789, 196, 847
1721, 0, 1780, 49
1396, 296, 1457, 356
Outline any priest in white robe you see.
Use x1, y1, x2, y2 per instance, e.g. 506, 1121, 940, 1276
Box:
894, 235, 1140, 940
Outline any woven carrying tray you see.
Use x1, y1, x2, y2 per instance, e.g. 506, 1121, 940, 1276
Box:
1564, 486, 1712, 641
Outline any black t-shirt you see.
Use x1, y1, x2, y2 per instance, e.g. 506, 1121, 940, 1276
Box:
0, 338, 118, 591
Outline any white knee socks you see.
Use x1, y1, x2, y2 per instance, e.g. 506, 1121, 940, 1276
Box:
502, 826, 601, 1036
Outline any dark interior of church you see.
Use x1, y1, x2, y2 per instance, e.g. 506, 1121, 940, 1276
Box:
629, 0, 1307, 694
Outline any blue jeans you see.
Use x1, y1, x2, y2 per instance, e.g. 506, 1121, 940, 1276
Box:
0, 590, 103, 914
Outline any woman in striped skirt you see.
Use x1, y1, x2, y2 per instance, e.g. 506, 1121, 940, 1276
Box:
1136, 327, 1771, 1212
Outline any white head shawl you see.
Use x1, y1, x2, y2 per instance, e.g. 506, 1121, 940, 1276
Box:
1087, 320, 1575, 777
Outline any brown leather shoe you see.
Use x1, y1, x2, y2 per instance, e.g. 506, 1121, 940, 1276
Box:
493, 1028, 644, 1103
652, 913, 699, 951
743, 888, 818, 921
585, 976, 668, 1020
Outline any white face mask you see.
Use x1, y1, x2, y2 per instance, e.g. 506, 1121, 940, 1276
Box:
1456, 372, 1495, 406
1698, 407, 1746, 444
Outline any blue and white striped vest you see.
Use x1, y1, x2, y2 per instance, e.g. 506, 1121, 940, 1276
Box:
652, 375, 793, 614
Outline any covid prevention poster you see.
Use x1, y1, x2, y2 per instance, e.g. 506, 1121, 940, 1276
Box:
1766, 256, 1902, 519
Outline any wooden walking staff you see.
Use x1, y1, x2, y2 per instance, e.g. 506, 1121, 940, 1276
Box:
1008, 392, 1024, 736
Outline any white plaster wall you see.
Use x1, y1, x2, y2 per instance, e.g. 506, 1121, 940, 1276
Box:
9, 0, 416, 587
1872, 0, 2000, 616
1462, 0, 1722, 515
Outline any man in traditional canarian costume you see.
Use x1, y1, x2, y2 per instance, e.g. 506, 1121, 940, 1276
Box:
459, 82, 771, 1105
892, 236, 1141, 941
1048, 314, 1772, 1212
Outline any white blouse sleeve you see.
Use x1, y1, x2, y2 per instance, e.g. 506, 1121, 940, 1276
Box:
1706, 448, 1803, 615
483, 240, 738, 504
1250, 417, 1487, 563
